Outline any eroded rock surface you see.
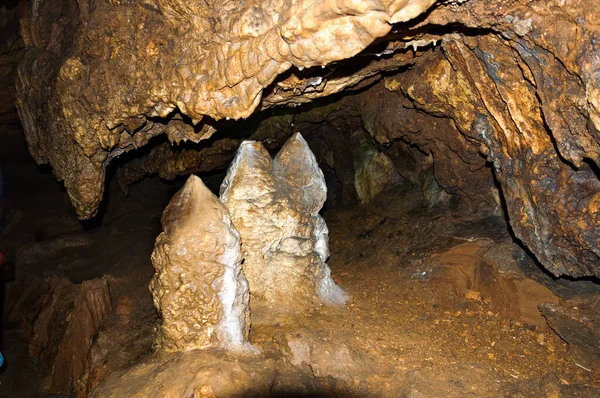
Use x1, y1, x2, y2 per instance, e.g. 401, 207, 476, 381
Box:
16, 0, 437, 218
352, 131, 399, 204
384, 36, 600, 277
90, 350, 276, 398
431, 240, 560, 329
150, 175, 251, 352
5, 275, 111, 395
221, 133, 347, 313
12, 0, 600, 279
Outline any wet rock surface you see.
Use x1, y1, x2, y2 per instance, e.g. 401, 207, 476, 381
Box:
15, 0, 436, 219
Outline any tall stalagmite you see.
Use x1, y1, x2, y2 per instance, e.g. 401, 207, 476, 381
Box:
150, 175, 251, 352
221, 133, 347, 313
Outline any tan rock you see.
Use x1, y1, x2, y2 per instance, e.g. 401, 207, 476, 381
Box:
114, 296, 132, 316
89, 350, 275, 398
150, 175, 251, 352
13, 0, 600, 279
352, 131, 398, 204
221, 133, 347, 313
16, 0, 437, 219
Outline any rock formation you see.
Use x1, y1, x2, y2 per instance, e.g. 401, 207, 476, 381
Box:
150, 175, 251, 352
15, 0, 437, 219
221, 133, 347, 312
352, 131, 398, 204
13, 0, 600, 278
4, 275, 112, 396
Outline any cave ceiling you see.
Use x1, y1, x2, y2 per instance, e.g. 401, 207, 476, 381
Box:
15, 0, 600, 277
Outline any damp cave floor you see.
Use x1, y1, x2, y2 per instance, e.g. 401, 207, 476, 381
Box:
1, 164, 599, 396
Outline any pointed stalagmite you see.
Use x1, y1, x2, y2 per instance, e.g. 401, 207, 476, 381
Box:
150, 175, 251, 352
221, 133, 347, 314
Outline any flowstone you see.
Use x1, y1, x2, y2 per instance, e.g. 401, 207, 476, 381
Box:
220, 133, 347, 313
150, 175, 250, 352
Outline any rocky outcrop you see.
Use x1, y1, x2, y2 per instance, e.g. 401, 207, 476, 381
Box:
431, 241, 560, 329
539, 302, 600, 366
352, 131, 398, 204
116, 138, 240, 192
221, 134, 347, 313
384, 35, 600, 277
49, 278, 112, 394
0, 1, 24, 127
90, 350, 276, 398
150, 175, 251, 352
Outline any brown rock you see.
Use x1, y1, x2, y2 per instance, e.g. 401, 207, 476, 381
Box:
8, 275, 113, 396
48, 278, 112, 395
15, 0, 437, 218
90, 351, 275, 398
114, 296, 132, 316
432, 241, 560, 329
385, 32, 599, 277
539, 302, 600, 366
11, 0, 600, 279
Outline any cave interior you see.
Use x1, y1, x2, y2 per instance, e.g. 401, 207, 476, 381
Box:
0, 0, 599, 396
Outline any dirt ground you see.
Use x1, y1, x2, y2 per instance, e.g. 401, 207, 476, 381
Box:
1, 141, 599, 397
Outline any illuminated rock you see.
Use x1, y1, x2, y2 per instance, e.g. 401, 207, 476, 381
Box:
221, 133, 347, 313
150, 175, 250, 352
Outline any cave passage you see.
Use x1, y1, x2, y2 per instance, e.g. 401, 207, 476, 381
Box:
2, 86, 600, 396
1, 0, 600, 396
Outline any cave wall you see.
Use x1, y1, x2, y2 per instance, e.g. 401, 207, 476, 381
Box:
385, 38, 600, 277
13, 0, 600, 277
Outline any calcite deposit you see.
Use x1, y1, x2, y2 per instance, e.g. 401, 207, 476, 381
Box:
14, 0, 600, 278
16, 0, 437, 219
352, 131, 398, 204
150, 175, 251, 352
221, 133, 347, 312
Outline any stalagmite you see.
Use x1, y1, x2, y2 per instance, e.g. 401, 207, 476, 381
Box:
149, 175, 251, 352
221, 133, 347, 313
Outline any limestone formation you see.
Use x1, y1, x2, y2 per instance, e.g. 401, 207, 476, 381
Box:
5, 275, 112, 396
220, 133, 347, 313
16, 0, 437, 219
150, 175, 250, 352
13, 0, 600, 278
383, 35, 600, 278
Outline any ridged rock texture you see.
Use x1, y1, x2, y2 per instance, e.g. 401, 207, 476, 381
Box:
15, 0, 436, 218
150, 175, 251, 352
221, 133, 347, 313
14, 0, 600, 278
4, 276, 111, 396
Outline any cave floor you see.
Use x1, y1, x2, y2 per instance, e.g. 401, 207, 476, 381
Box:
2, 169, 600, 396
